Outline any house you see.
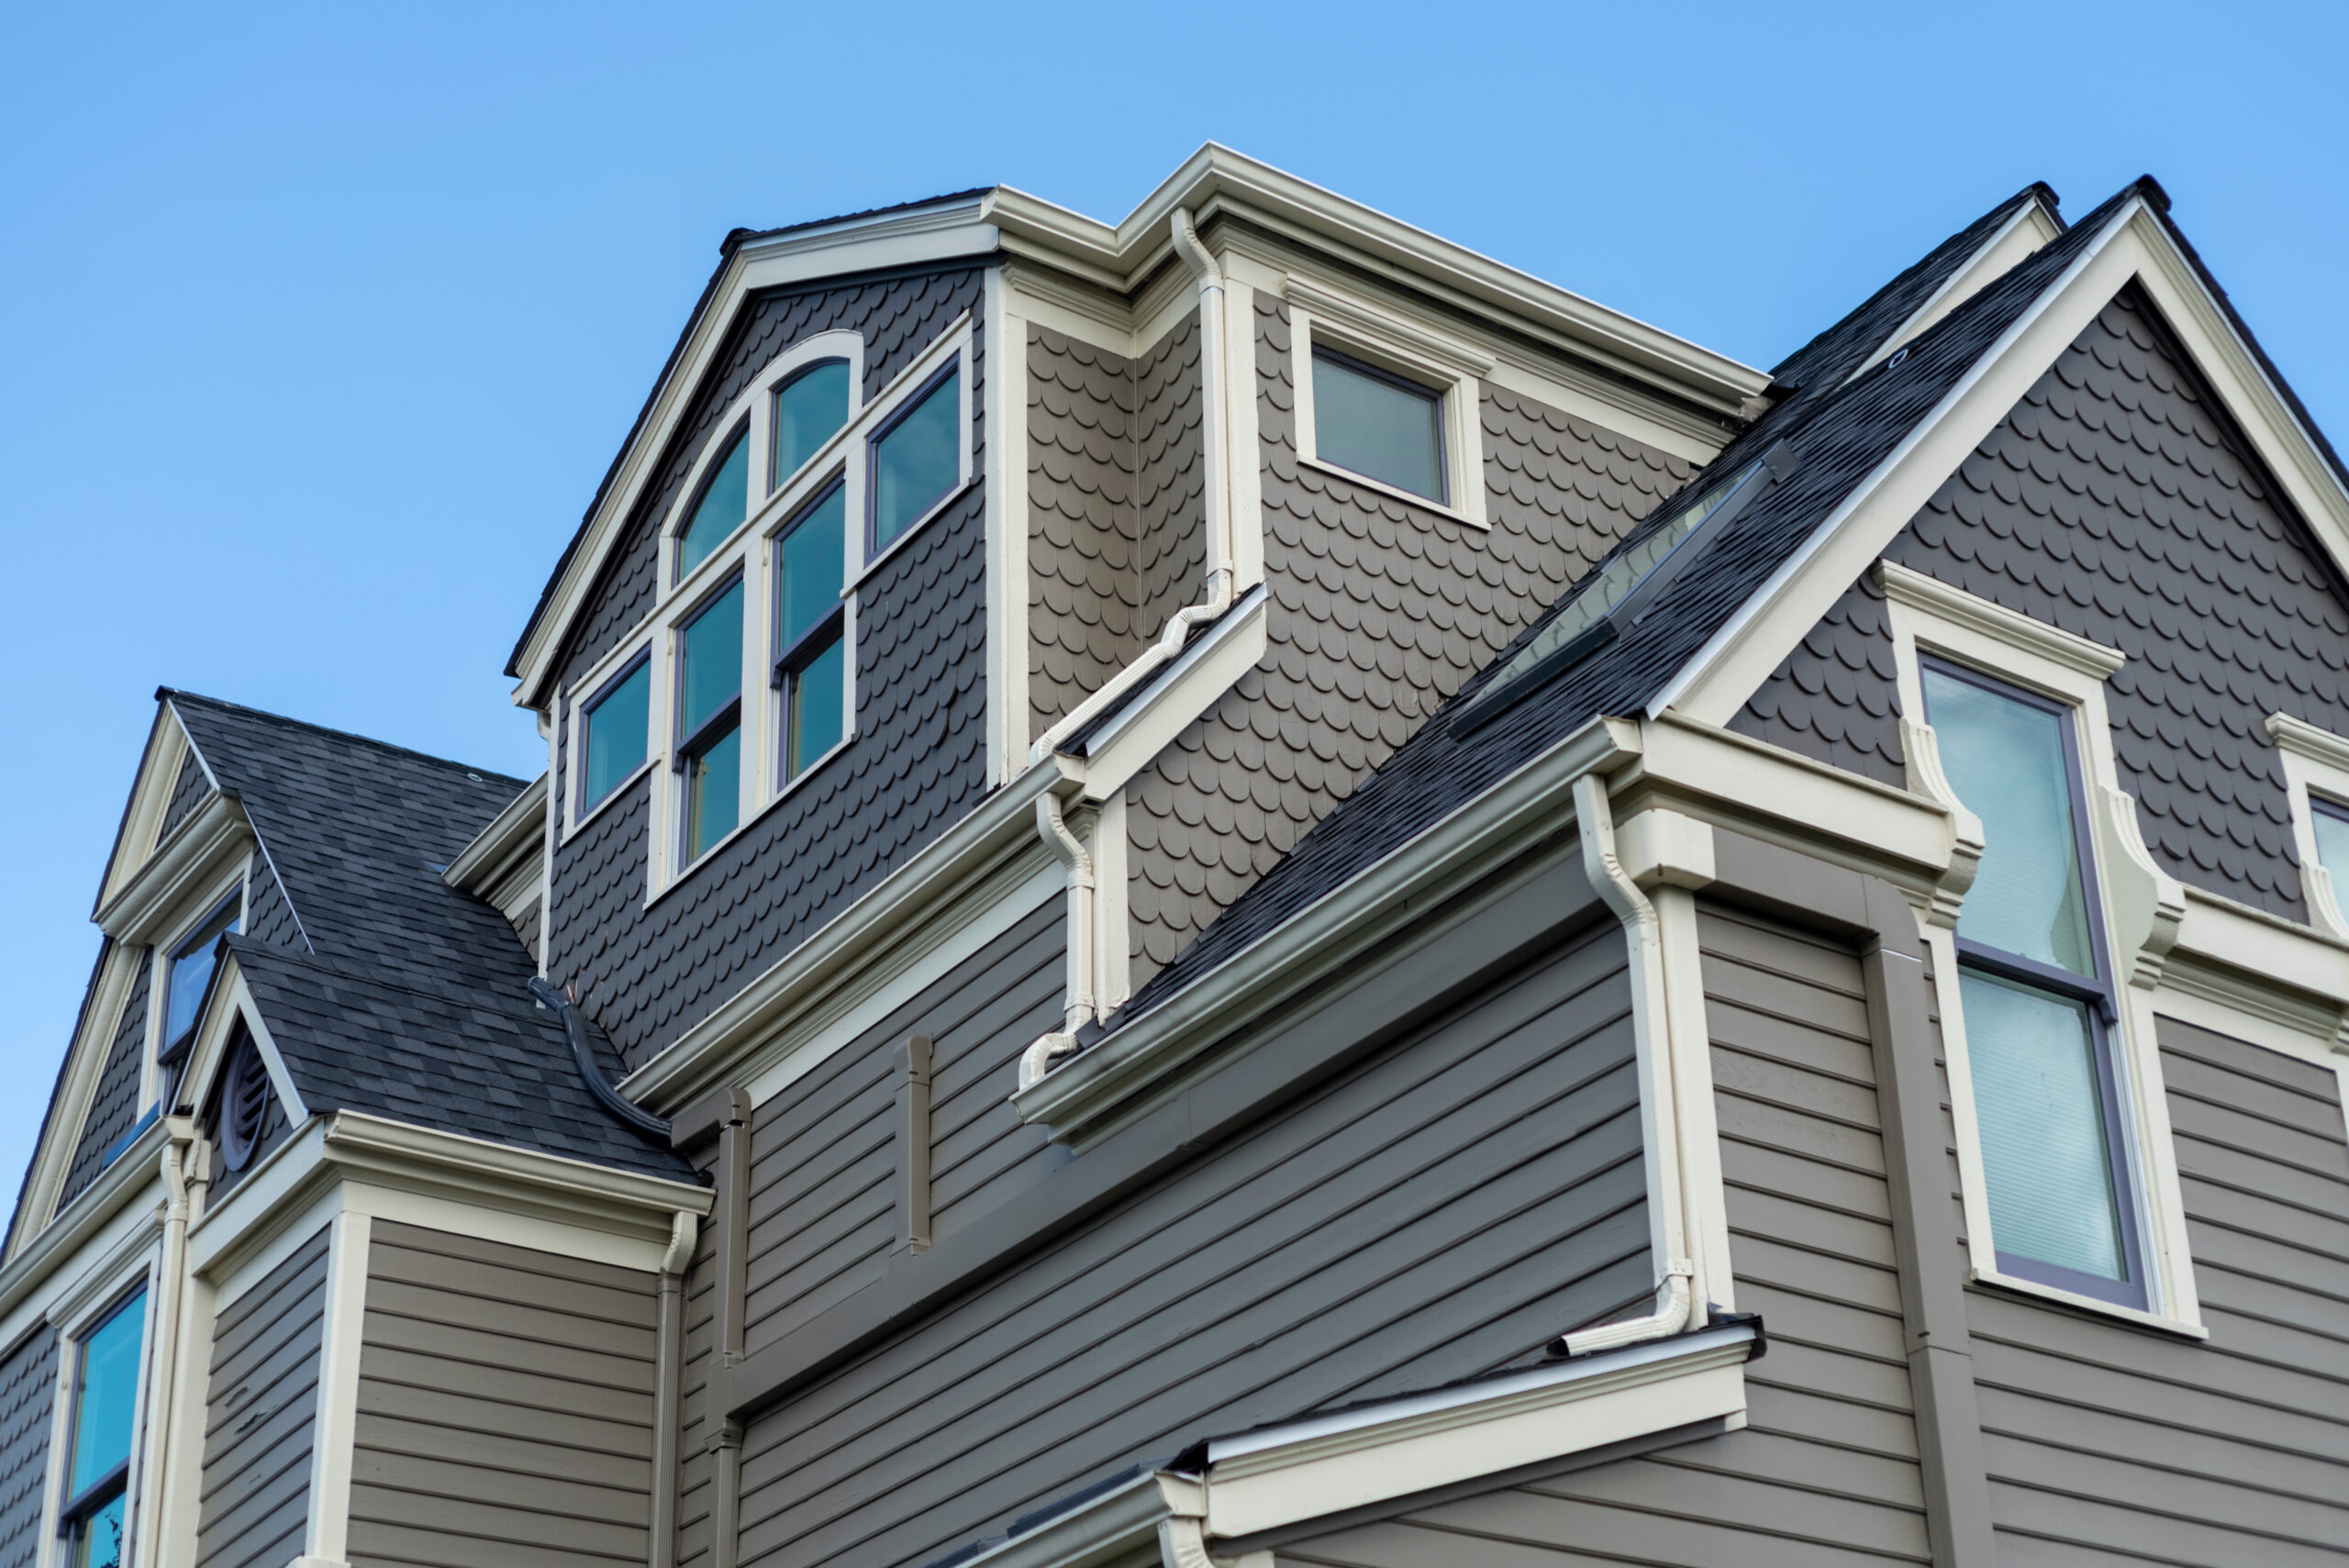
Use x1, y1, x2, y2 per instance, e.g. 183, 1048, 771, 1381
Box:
6, 146, 2345, 1568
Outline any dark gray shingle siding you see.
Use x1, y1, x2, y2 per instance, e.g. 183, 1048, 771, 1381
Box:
0, 1329, 55, 1568
549, 273, 991, 1070
1740, 286, 2349, 919
60, 958, 150, 1208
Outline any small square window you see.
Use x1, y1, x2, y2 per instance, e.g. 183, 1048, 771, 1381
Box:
870, 367, 961, 551
578, 655, 651, 815
1310, 348, 1445, 503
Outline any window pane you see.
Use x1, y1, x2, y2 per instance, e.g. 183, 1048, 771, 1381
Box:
774, 361, 850, 487
685, 724, 740, 860
1312, 350, 1443, 502
678, 583, 744, 739
872, 371, 960, 549
788, 634, 846, 779
677, 430, 750, 578
72, 1490, 125, 1568
2313, 800, 2349, 876
165, 901, 241, 1047
70, 1292, 146, 1496
1924, 668, 2097, 975
778, 485, 846, 652
581, 661, 651, 808
1958, 970, 2129, 1281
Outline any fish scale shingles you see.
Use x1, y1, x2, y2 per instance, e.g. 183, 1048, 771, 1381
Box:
1027, 314, 1206, 740
162, 693, 690, 1178
1112, 183, 2142, 1029
549, 298, 990, 1069
1122, 296, 1691, 991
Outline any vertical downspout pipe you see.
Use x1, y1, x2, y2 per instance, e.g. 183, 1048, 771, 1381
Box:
649, 1210, 697, 1568
1564, 772, 1698, 1354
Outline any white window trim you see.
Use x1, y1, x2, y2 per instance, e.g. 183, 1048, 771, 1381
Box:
140, 866, 250, 1120
39, 1248, 160, 1568
1284, 277, 1490, 530
2265, 712, 2349, 941
640, 318, 976, 903
1877, 561, 2206, 1338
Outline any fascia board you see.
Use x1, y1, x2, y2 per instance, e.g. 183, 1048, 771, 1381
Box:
0, 1113, 168, 1329
443, 770, 549, 895
93, 790, 251, 945
1199, 1324, 1754, 1539
618, 752, 1079, 1112
1013, 717, 1634, 1143
508, 206, 1001, 706
1657, 199, 2151, 730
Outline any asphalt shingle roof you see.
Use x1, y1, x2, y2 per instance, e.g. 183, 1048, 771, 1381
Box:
166, 691, 692, 1181
1102, 181, 2152, 1037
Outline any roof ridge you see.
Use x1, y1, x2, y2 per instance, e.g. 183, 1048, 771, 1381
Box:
160, 688, 530, 787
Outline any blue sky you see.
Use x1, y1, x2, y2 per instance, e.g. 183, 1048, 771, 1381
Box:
3, 0, 2342, 1203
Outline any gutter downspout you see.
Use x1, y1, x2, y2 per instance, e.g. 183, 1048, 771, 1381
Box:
1563, 772, 1698, 1354
649, 1210, 698, 1568
1017, 205, 1241, 1088
138, 1117, 203, 1568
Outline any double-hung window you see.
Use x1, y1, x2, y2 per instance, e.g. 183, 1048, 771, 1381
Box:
61, 1290, 147, 1568
162, 895, 240, 1059
675, 579, 744, 864
774, 482, 847, 782
1925, 659, 2147, 1309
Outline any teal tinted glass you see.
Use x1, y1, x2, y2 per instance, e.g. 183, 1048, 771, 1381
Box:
72, 1490, 125, 1568
165, 900, 241, 1046
788, 636, 846, 779
1958, 970, 2128, 1280
677, 583, 744, 738
2313, 800, 2349, 878
1311, 350, 1443, 502
70, 1291, 146, 1496
773, 361, 851, 487
777, 485, 845, 651
686, 725, 740, 860
582, 661, 651, 809
1925, 668, 2097, 975
677, 431, 750, 578
872, 371, 960, 548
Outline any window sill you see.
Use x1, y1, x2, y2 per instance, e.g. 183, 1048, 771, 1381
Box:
1295, 456, 1486, 531
852, 475, 980, 593
642, 731, 858, 910
1967, 1266, 2209, 1340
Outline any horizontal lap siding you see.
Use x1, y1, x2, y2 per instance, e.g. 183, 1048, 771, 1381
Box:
196, 1226, 328, 1568
1281, 903, 1931, 1568
737, 921, 1642, 1568
348, 1221, 658, 1568
1968, 1017, 2349, 1564
740, 902, 1062, 1349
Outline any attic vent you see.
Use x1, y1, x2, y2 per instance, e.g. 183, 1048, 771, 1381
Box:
217, 1033, 273, 1173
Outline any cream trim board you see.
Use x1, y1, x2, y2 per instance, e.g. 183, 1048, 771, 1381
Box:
1880, 568, 2202, 1331
1285, 284, 1489, 529
2266, 713, 2349, 940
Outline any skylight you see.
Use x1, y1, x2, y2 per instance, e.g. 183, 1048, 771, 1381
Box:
1456, 441, 1793, 730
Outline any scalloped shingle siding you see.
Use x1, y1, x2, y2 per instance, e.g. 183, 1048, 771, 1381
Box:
1735, 285, 2349, 918
1124, 298, 1692, 990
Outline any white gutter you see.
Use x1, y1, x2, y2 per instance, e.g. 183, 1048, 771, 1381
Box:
1563, 772, 1696, 1354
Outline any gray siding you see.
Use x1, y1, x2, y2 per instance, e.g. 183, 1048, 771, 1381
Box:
1734, 284, 2349, 920
731, 917, 1643, 1568
550, 268, 991, 1070
1278, 901, 1933, 1568
739, 900, 1063, 1352
61, 957, 150, 1208
196, 1225, 328, 1568
1027, 310, 1206, 740
349, 1220, 659, 1568
0, 1329, 56, 1568
161, 750, 212, 840
1124, 297, 1693, 991
1959, 1017, 2349, 1563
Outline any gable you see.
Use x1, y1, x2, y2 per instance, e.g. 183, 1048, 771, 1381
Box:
1733, 284, 2349, 919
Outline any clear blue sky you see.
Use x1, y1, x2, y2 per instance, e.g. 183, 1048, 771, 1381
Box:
4, 0, 2342, 1203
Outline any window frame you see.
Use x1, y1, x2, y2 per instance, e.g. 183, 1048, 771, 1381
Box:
2264, 710, 2349, 941
1286, 285, 1491, 529
1921, 656, 2150, 1309
1878, 560, 2206, 1337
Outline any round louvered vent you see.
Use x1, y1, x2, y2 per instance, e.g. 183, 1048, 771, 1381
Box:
218, 1035, 271, 1173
